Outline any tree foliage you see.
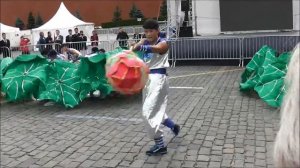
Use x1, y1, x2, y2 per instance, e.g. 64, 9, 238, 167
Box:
129, 3, 144, 19
74, 10, 82, 20
129, 3, 138, 19
159, 0, 168, 21
113, 6, 122, 23
27, 12, 35, 29
35, 13, 44, 27
15, 17, 25, 30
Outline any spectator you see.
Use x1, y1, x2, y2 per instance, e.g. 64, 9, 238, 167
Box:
133, 30, 142, 43
61, 43, 81, 63
0, 33, 10, 57
37, 32, 46, 54
116, 28, 129, 49
159, 32, 166, 38
66, 29, 73, 48
72, 27, 81, 50
54, 30, 63, 53
45, 31, 53, 50
91, 30, 99, 47
79, 30, 87, 50
20, 36, 30, 54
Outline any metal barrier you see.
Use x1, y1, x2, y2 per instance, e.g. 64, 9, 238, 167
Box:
0, 46, 11, 58
240, 35, 300, 66
3, 35, 298, 67
9, 43, 62, 59
168, 37, 243, 67
168, 35, 300, 67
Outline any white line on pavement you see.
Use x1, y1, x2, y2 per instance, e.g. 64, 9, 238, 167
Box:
169, 86, 204, 90
56, 114, 143, 122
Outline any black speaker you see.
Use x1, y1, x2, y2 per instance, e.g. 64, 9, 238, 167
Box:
179, 26, 193, 37
181, 0, 189, 11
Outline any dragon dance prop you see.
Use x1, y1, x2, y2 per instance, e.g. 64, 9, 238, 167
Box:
106, 50, 149, 95
1, 55, 48, 101
240, 45, 291, 107
77, 53, 113, 99
38, 60, 82, 108
1, 48, 146, 108
0, 57, 13, 84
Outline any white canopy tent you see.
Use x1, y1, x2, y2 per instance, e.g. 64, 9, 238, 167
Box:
0, 23, 22, 47
0, 23, 20, 33
32, 2, 94, 47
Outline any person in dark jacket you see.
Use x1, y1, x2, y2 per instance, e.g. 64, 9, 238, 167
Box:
66, 29, 73, 48
72, 27, 81, 50
0, 33, 10, 57
45, 31, 53, 50
37, 32, 46, 55
116, 28, 129, 49
54, 30, 63, 53
79, 30, 87, 50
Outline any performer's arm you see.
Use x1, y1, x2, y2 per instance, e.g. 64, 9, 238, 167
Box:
132, 40, 168, 55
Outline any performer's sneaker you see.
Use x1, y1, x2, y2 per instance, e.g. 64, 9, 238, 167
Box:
172, 124, 180, 136
146, 145, 167, 156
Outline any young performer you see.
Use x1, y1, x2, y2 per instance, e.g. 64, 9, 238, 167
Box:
132, 19, 180, 156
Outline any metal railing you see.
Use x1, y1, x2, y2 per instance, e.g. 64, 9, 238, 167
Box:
2, 35, 299, 68
0, 47, 11, 58
168, 35, 300, 67
8, 43, 63, 59
240, 35, 300, 66
168, 37, 243, 67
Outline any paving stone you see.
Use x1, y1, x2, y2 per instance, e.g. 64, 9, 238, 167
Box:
197, 155, 210, 162
195, 161, 209, 167
0, 66, 280, 168
105, 159, 122, 167
181, 161, 195, 167
130, 160, 145, 167
199, 147, 211, 155
223, 148, 234, 154
155, 161, 169, 168
208, 161, 221, 168
79, 160, 95, 168
221, 159, 232, 167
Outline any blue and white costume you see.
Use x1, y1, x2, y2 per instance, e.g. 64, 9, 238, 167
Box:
142, 38, 170, 139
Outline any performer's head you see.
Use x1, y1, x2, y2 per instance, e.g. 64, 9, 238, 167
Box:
143, 19, 159, 43
47, 49, 58, 60
61, 43, 69, 53
91, 47, 99, 53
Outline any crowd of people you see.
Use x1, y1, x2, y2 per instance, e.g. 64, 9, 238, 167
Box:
0, 27, 151, 59
36, 28, 88, 56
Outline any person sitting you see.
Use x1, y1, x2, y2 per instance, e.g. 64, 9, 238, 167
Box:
61, 43, 81, 63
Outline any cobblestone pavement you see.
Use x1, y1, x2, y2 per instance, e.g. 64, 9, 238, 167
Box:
1, 66, 280, 168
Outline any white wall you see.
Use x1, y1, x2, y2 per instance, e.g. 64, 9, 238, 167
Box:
193, 0, 221, 35
293, 0, 300, 30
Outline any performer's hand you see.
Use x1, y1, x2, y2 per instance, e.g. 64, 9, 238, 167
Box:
132, 38, 146, 51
